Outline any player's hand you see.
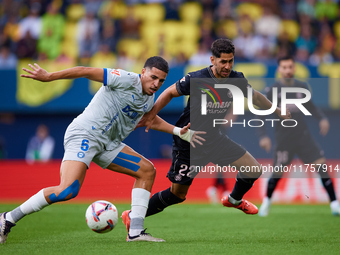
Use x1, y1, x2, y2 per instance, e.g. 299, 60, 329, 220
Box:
276, 107, 291, 119
319, 118, 329, 136
21, 63, 50, 82
180, 123, 206, 148
259, 136, 271, 153
136, 112, 155, 132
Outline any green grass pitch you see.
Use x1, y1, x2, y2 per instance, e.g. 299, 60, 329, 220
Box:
0, 203, 339, 255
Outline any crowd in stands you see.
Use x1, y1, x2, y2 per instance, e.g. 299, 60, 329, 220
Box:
0, 0, 340, 71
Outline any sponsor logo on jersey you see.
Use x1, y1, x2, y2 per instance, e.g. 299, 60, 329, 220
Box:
143, 104, 148, 112
102, 112, 119, 134
122, 105, 140, 123
77, 152, 85, 158
111, 69, 121, 76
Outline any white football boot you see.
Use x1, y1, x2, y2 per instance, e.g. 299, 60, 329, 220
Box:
258, 197, 271, 217
127, 229, 165, 242
330, 200, 340, 216
0, 213, 16, 244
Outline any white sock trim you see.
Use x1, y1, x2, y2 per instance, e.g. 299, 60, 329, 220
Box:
20, 189, 49, 215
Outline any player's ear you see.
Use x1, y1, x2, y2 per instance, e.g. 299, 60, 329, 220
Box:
292, 62, 296, 72
210, 56, 215, 65
141, 68, 146, 76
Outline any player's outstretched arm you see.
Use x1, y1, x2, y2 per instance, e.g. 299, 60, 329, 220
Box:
21, 63, 104, 83
137, 83, 180, 131
150, 116, 206, 147
252, 90, 291, 119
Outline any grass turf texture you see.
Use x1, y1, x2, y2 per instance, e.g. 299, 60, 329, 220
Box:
0, 203, 339, 255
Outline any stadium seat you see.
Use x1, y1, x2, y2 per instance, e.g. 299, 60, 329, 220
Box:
98, 0, 128, 20
140, 23, 161, 42
334, 21, 340, 39
236, 3, 263, 21
179, 2, 203, 23
178, 41, 199, 59
216, 20, 238, 39
61, 22, 78, 59
117, 39, 144, 60
65, 4, 85, 22
140, 23, 162, 56
180, 22, 201, 42
280, 20, 300, 42
134, 3, 165, 23
163, 20, 181, 43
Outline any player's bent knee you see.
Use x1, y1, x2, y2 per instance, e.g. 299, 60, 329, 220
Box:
139, 161, 156, 178
49, 180, 80, 203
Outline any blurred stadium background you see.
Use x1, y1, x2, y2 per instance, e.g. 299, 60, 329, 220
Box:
0, 0, 339, 204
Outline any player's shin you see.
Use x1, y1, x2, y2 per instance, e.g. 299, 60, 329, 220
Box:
317, 169, 336, 201
146, 188, 185, 217
5, 189, 49, 224
267, 175, 282, 198
229, 172, 260, 203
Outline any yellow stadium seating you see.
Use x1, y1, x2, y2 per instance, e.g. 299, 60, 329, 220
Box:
133, 3, 165, 23
98, 0, 127, 20
334, 21, 340, 39
180, 22, 201, 42
217, 19, 238, 39
61, 22, 78, 59
179, 2, 203, 23
65, 4, 85, 22
236, 3, 263, 21
117, 39, 144, 59
279, 20, 300, 41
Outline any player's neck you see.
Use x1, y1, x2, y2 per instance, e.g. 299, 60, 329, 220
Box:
280, 78, 295, 86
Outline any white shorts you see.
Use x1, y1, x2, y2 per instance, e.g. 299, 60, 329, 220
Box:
62, 122, 125, 169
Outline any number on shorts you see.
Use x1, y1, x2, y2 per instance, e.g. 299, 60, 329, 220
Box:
81, 139, 89, 151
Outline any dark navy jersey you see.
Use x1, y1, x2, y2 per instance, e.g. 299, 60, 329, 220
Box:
258, 79, 326, 141
173, 66, 251, 151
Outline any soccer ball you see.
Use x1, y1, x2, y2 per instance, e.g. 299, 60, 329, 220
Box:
85, 200, 119, 233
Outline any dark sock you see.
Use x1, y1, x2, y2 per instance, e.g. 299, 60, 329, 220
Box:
267, 177, 281, 198
229, 173, 258, 201
215, 177, 226, 191
321, 178, 337, 202
146, 188, 185, 217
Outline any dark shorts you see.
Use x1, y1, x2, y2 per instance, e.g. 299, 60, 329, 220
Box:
274, 130, 324, 167
167, 135, 246, 185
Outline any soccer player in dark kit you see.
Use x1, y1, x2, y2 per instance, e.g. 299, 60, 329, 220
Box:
121, 38, 291, 231
257, 56, 340, 216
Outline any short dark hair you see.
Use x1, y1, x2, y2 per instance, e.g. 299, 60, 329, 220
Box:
277, 55, 295, 64
211, 38, 235, 58
144, 56, 169, 74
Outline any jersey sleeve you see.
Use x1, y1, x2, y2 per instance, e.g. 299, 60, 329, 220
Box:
235, 72, 253, 98
264, 86, 273, 102
175, 74, 191, 96
103, 68, 133, 90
